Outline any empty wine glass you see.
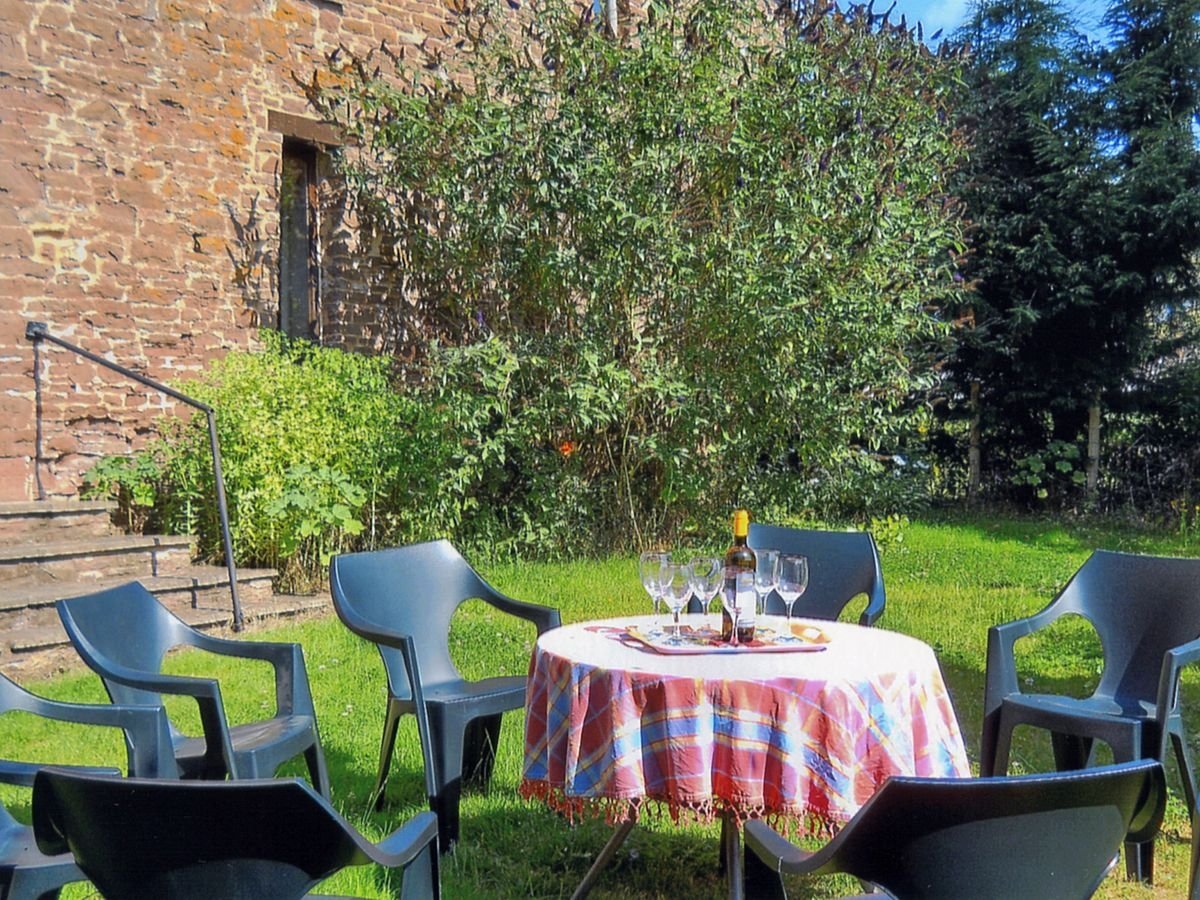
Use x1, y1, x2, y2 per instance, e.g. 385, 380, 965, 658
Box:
638, 551, 670, 622
689, 557, 723, 618
661, 563, 693, 635
723, 569, 753, 647
777, 553, 809, 621
754, 548, 780, 617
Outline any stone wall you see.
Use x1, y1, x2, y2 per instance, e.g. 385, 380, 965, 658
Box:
0, 0, 445, 499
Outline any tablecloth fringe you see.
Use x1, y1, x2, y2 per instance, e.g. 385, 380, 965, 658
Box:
520, 779, 843, 837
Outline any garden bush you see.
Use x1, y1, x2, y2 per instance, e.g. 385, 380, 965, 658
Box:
310, 0, 972, 551
85, 333, 448, 590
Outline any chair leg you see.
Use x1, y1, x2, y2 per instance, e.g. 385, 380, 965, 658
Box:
1109, 732, 1154, 884
427, 710, 467, 852
742, 838, 787, 900
462, 714, 503, 789
372, 699, 405, 811
1050, 732, 1094, 771
1170, 724, 1198, 814
1125, 839, 1154, 883
986, 716, 1015, 778
305, 736, 331, 800
431, 782, 463, 854
979, 711, 1000, 777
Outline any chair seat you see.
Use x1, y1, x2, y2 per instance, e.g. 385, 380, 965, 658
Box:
1003, 692, 1155, 725
176, 715, 320, 775
422, 677, 527, 713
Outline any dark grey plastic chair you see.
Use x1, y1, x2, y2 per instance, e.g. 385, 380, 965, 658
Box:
746, 523, 886, 626
329, 539, 561, 850
743, 760, 1166, 900
56, 581, 330, 798
32, 767, 440, 900
0, 672, 175, 900
980, 549, 1200, 882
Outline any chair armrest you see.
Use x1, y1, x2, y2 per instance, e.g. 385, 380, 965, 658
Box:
373, 810, 440, 867
481, 587, 561, 634
860, 583, 886, 627
17, 696, 178, 778
1155, 636, 1200, 735
983, 603, 1068, 716
91, 660, 237, 777
338, 619, 438, 799
182, 632, 313, 719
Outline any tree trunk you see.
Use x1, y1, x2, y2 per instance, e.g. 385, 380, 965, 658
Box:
605, 0, 618, 38
1086, 391, 1101, 499
968, 381, 981, 501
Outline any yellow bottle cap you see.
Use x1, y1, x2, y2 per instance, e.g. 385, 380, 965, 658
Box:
732, 509, 749, 537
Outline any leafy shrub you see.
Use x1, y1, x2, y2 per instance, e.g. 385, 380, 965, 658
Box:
85, 333, 448, 590
310, 0, 971, 549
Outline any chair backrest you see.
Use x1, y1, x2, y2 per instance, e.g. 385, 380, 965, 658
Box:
1051, 550, 1200, 704
330, 540, 491, 697
748, 523, 884, 624
33, 769, 373, 899
56, 582, 192, 709
822, 760, 1165, 899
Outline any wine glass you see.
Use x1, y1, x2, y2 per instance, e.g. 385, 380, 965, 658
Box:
689, 556, 724, 619
638, 551, 670, 622
661, 563, 693, 635
777, 553, 809, 621
723, 569, 753, 646
754, 548, 780, 617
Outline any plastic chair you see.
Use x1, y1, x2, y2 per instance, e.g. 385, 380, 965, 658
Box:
0, 672, 176, 900
743, 759, 1166, 900
746, 523, 886, 626
980, 549, 1200, 882
32, 767, 440, 900
329, 539, 561, 850
56, 581, 330, 798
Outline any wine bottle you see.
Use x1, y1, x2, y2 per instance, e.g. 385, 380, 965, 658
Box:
722, 509, 756, 643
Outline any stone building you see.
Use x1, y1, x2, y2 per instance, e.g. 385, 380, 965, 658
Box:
0, 0, 442, 501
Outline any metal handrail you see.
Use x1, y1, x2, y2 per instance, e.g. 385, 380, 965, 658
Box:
25, 321, 244, 630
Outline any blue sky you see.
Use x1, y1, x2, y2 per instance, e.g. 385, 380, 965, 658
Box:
885, 0, 1111, 42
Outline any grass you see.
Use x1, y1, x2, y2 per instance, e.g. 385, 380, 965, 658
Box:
3, 512, 1200, 897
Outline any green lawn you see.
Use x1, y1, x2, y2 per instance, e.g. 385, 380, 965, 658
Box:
3, 514, 1198, 897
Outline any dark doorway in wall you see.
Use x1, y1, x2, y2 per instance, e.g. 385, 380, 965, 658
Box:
280, 141, 319, 339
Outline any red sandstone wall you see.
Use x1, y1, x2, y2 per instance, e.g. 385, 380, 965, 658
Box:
0, 0, 445, 500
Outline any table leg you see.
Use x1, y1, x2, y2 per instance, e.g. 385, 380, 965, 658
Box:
570, 819, 637, 900
721, 811, 744, 900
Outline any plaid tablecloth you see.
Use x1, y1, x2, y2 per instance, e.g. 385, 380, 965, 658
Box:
521, 614, 970, 831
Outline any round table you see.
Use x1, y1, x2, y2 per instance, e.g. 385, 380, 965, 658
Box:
521, 614, 970, 897
523, 613, 969, 828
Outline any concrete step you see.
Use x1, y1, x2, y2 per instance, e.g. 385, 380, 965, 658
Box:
0, 591, 329, 680
0, 565, 276, 615
0, 534, 194, 584
0, 500, 117, 541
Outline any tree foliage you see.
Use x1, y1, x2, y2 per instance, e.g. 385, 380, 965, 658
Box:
312, 0, 970, 549
943, 0, 1200, 510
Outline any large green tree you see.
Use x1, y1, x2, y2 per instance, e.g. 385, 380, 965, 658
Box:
948, 0, 1114, 501
945, 0, 1200, 508
310, 0, 970, 549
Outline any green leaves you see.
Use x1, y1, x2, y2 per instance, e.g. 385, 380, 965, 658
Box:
309, 0, 970, 547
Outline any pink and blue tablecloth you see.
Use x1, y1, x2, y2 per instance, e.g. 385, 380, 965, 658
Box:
521, 614, 970, 831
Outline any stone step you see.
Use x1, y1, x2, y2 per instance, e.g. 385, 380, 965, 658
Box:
0, 534, 195, 584
0, 566, 277, 614
0, 499, 118, 541
1, 592, 331, 680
